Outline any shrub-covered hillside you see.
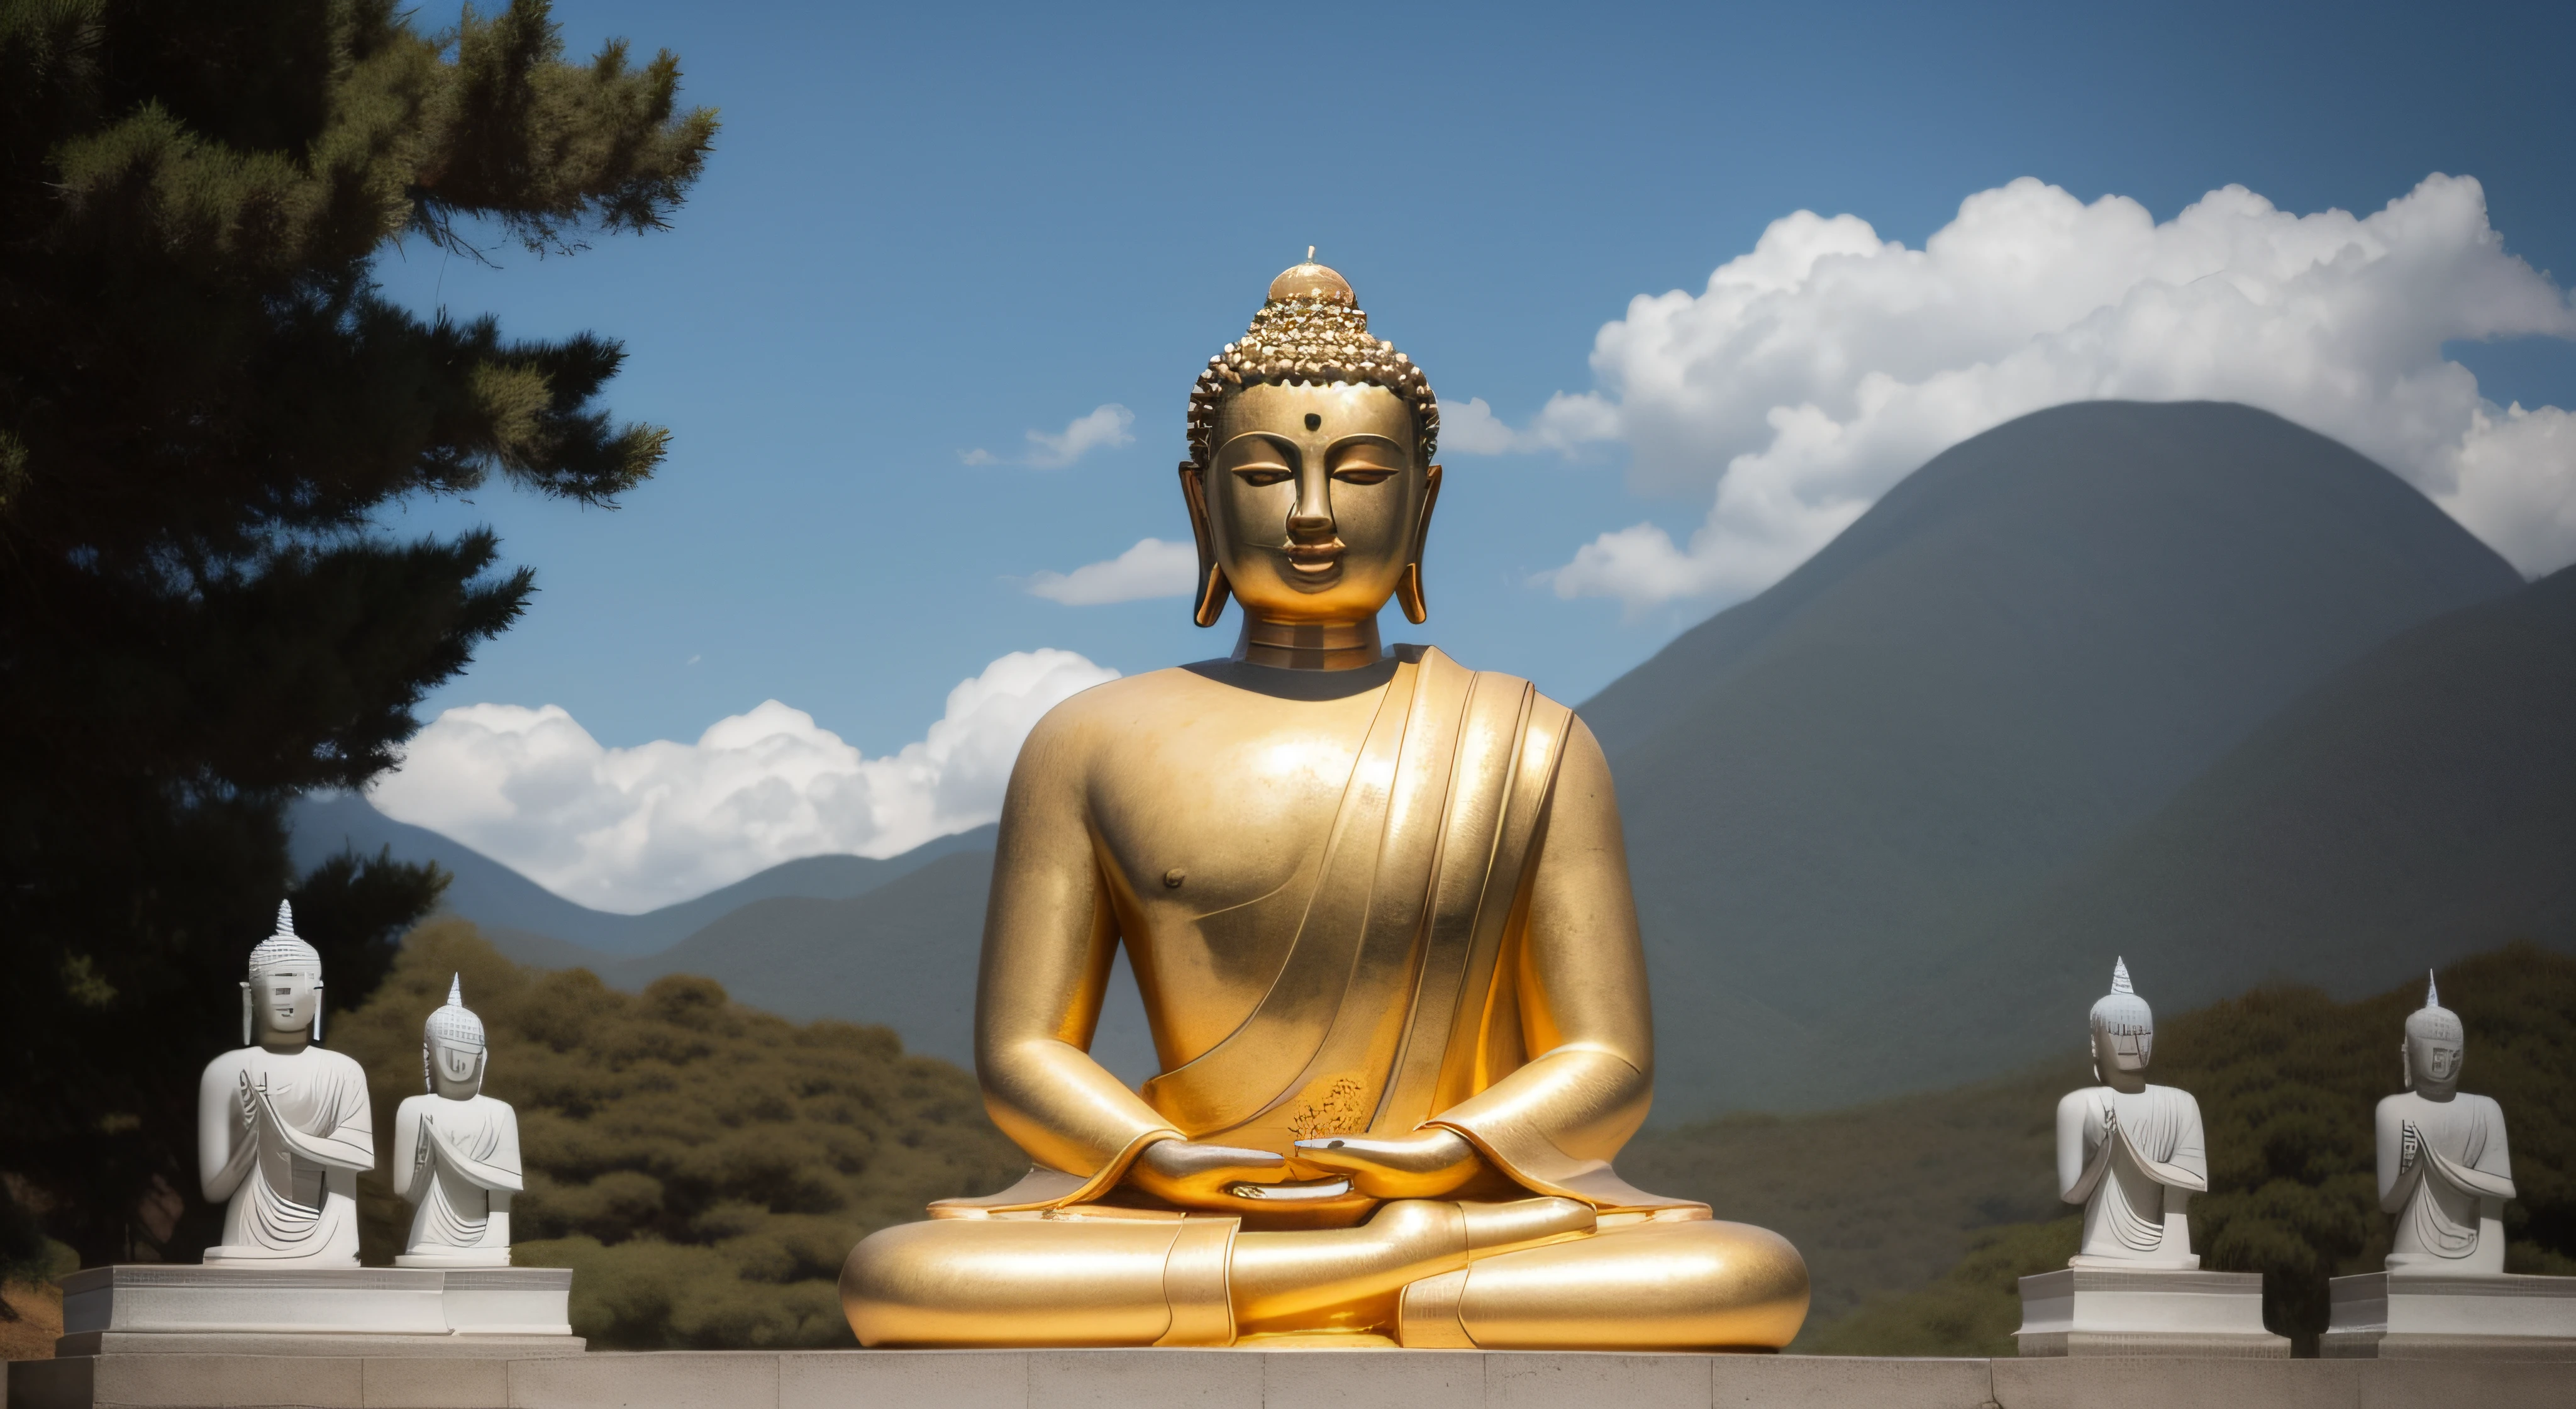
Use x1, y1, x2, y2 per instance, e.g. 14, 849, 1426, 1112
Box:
332, 921, 1023, 1347
1624, 944, 2576, 1356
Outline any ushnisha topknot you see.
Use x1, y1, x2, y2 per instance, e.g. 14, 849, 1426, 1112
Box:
423, 973, 488, 1090
425, 974, 487, 1047
1187, 251, 1439, 471
2405, 970, 2463, 1045
247, 899, 321, 981
2089, 957, 2153, 1046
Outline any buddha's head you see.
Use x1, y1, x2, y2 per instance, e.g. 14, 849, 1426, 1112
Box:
2402, 972, 2463, 1100
423, 974, 489, 1101
2087, 957, 2153, 1091
1180, 255, 1441, 665
242, 900, 323, 1050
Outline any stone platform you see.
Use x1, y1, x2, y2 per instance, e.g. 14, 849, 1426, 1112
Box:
2014, 1266, 2289, 1357
11, 1349, 2576, 1409
50, 1266, 579, 1359
2322, 1271, 2576, 1359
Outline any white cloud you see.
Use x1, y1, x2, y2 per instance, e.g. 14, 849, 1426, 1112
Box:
1026, 537, 1199, 605
1514, 174, 2576, 610
1437, 396, 1526, 456
962, 403, 1137, 469
369, 650, 1121, 913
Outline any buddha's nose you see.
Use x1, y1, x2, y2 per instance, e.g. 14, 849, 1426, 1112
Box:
1289, 476, 1334, 538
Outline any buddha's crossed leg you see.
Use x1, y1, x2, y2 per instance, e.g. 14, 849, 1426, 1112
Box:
841, 1197, 1807, 1349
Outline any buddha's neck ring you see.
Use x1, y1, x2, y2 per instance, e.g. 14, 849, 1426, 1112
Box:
1235, 615, 1382, 671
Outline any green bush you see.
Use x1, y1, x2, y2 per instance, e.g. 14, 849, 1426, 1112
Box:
332, 921, 1023, 1347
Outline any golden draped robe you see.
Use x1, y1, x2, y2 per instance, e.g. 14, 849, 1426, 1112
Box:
941, 647, 1694, 1221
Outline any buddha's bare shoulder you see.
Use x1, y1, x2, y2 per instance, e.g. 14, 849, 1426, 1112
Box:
1019, 666, 1223, 743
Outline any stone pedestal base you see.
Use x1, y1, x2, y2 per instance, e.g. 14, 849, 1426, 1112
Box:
2322, 1271, 2576, 1359
2015, 1266, 2289, 1357
13, 1349, 2576, 1409
52, 1265, 580, 1359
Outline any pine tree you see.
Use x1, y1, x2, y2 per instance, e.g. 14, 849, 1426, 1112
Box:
0, 0, 716, 1267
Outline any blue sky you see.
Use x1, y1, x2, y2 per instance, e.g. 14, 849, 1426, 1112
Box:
364, 0, 2576, 910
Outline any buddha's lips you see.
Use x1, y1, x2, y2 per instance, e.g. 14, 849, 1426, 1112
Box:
1284, 540, 1345, 574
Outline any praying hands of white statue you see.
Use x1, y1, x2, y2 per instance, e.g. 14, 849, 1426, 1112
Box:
239, 1070, 373, 1175
414, 1111, 524, 1193
2063, 1095, 2206, 1206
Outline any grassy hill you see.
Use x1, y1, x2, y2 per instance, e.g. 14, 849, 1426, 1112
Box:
330, 921, 1024, 1349
1583, 401, 2524, 1117
1619, 944, 2576, 1354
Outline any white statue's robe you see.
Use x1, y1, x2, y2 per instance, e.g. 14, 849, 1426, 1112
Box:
391, 1093, 523, 1267
2377, 1090, 2515, 1274
196, 1045, 374, 1266
2057, 1083, 2208, 1268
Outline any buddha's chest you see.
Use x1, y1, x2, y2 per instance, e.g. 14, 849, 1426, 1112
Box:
240, 1051, 340, 1130
1085, 689, 1381, 915
1083, 686, 1391, 1059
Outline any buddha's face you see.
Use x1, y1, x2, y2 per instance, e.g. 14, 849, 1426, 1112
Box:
1201, 382, 1432, 623
428, 1036, 486, 1100
253, 967, 321, 1046
2406, 1033, 2462, 1096
2092, 1022, 2151, 1077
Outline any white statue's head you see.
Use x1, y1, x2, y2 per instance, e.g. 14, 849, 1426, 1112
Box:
422, 974, 488, 1100
243, 900, 324, 1048
2402, 971, 2464, 1098
2088, 957, 2153, 1083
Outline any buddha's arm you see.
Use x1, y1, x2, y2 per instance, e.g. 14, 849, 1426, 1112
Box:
2423, 1139, 2518, 1202
391, 1100, 427, 1201
253, 1079, 375, 1173
197, 1062, 257, 1201
975, 713, 1182, 1184
425, 1115, 525, 1192
1425, 719, 1655, 1178
2134, 1098, 2207, 1193
2477, 1098, 2517, 1186
2057, 1093, 2111, 1204
2375, 1103, 2412, 1210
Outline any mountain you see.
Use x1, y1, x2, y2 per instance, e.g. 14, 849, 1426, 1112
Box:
288, 794, 1159, 1083
1583, 401, 2524, 1117
1906, 561, 2576, 1075
592, 850, 1158, 1084
289, 792, 994, 958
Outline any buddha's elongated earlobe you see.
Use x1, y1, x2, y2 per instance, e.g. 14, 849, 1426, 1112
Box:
1395, 464, 1442, 625
240, 983, 252, 1045
312, 982, 323, 1043
1179, 462, 1232, 628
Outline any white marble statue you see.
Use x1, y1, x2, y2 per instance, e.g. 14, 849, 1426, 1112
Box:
391, 975, 523, 1267
2378, 974, 2516, 1274
2056, 959, 2208, 1269
197, 901, 374, 1266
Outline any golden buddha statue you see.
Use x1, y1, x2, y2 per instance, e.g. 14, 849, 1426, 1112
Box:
839, 258, 1808, 1351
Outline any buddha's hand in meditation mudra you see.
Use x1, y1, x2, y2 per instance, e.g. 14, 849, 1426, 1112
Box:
1127, 1139, 1345, 1209
1291, 1129, 1485, 1200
